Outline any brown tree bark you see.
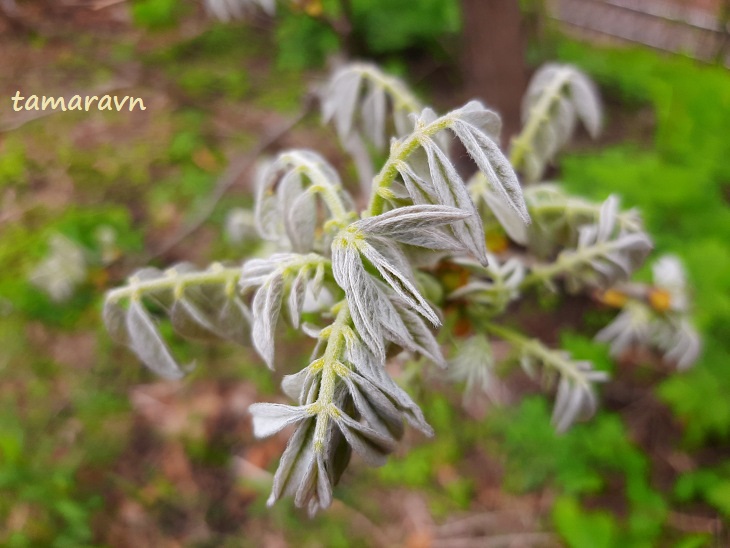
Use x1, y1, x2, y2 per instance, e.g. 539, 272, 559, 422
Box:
460, 0, 528, 145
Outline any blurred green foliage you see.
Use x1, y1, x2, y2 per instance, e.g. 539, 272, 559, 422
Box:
1, 207, 141, 327
347, 0, 460, 55
131, 0, 187, 30
275, 0, 461, 68
489, 397, 668, 546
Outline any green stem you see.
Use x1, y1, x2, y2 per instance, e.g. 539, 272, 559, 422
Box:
351, 64, 422, 114
366, 115, 453, 217
312, 301, 351, 452
529, 202, 642, 233
509, 67, 573, 170
106, 263, 241, 303
281, 152, 350, 222
482, 322, 581, 382
520, 240, 618, 289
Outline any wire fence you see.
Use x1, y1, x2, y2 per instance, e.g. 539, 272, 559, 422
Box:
548, 0, 730, 67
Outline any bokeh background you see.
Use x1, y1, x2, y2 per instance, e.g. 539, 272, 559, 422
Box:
1, 1, 729, 546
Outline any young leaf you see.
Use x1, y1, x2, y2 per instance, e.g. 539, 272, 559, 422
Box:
248, 402, 312, 438
251, 270, 285, 369
126, 299, 186, 380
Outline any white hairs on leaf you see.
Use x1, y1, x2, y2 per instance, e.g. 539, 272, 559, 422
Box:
103, 263, 250, 379
515, 63, 603, 182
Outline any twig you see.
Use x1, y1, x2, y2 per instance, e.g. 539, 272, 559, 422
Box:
91, 0, 127, 10
433, 532, 557, 548
434, 513, 499, 537
667, 510, 723, 535
146, 99, 315, 262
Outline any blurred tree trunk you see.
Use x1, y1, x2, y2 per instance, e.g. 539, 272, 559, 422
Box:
461, 0, 528, 144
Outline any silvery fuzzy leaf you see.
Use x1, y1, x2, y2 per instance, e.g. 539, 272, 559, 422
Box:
558, 196, 652, 291
523, 154, 543, 185
416, 106, 438, 127
103, 300, 131, 346
357, 238, 439, 325
652, 255, 690, 312
388, 180, 416, 200
124, 267, 172, 310
480, 181, 529, 245
354, 366, 433, 436
367, 235, 417, 283
652, 318, 701, 370
251, 271, 285, 368
448, 334, 501, 403
322, 69, 363, 142
517, 64, 602, 182
447, 255, 525, 312
267, 418, 317, 505
248, 402, 312, 438
450, 118, 529, 224
126, 300, 186, 380
303, 370, 322, 406
287, 267, 310, 329
302, 322, 324, 341
332, 238, 421, 360
255, 151, 353, 250
342, 327, 385, 379
419, 137, 489, 264
130, 266, 165, 282
332, 242, 385, 358
552, 361, 609, 433
341, 330, 434, 436
332, 407, 397, 466
325, 416, 353, 487
653, 255, 686, 291
396, 155, 438, 206
217, 296, 253, 346
452, 100, 502, 140
282, 367, 313, 402
362, 78, 387, 149
568, 71, 602, 138
357, 204, 471, 245
522, 64, 562, 117
344, 132, 376, 193
401, 230, 468, 253
394, 107, 413, 137
554, 96, 578, 147
393, 303, 445, 367
240, 253, 295, 293
520, 353, 539, 379
170, 297, 221, 342
296, 451, 333, 517
533, 120, 559, 164
595, 303, 652, 358
506, 338, 608, 432
280, 173, 316, 253
341, 370, 405, 441
167, 274, 252, 344
253, 159, 282, 242
240, 256, 281, 283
